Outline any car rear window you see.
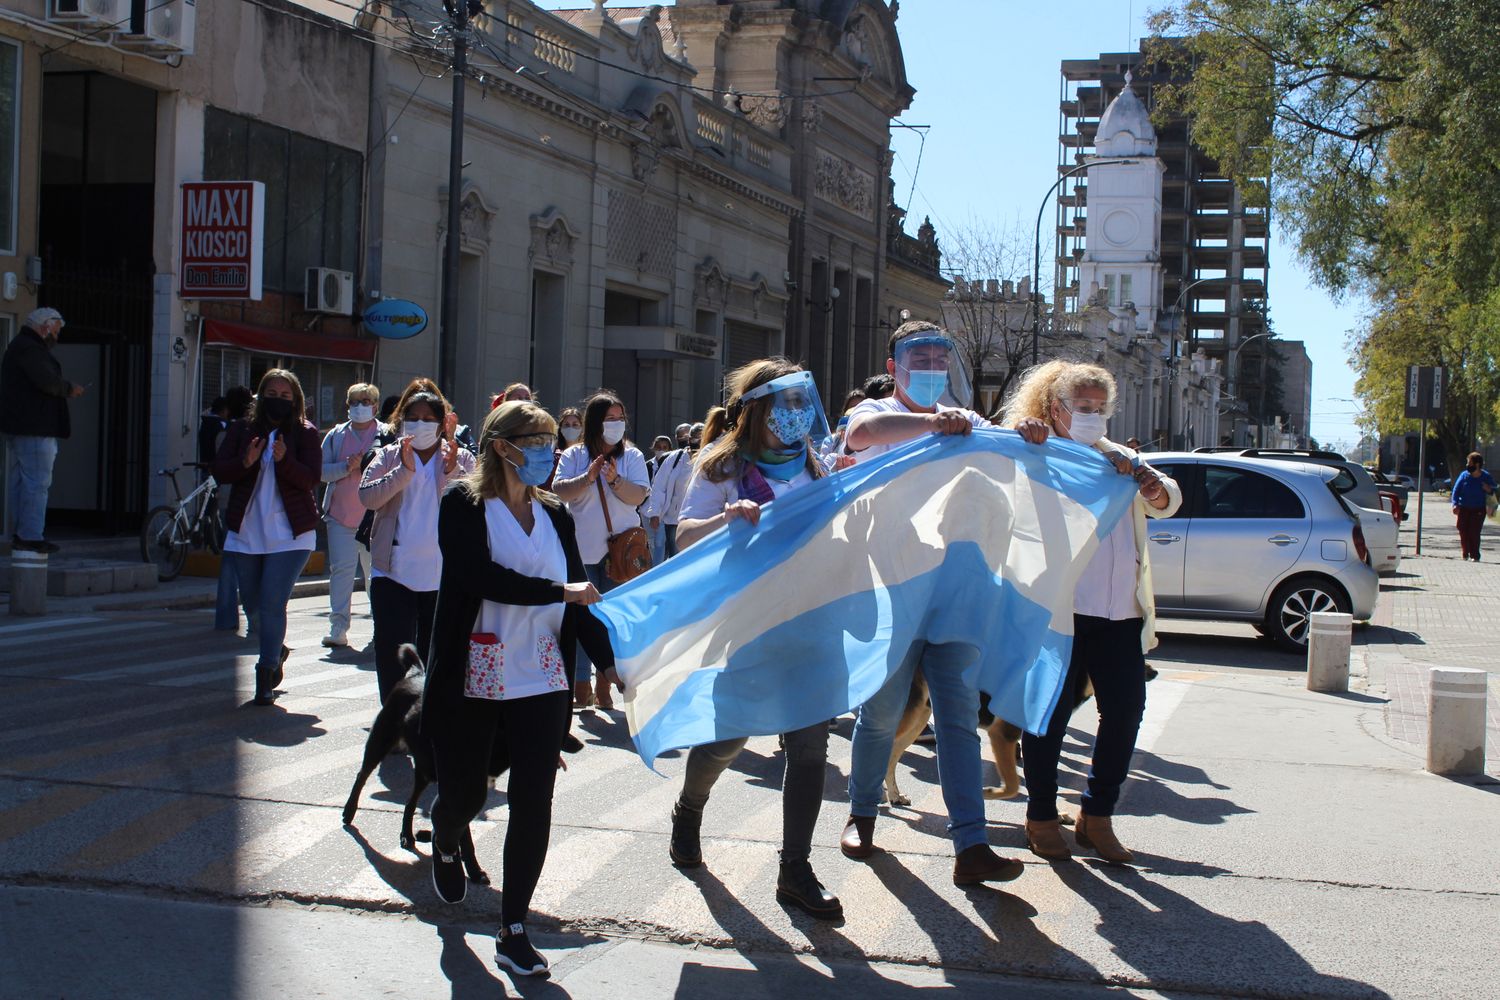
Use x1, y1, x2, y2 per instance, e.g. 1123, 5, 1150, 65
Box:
1198, 466, 1306, 519
1328, 468, 1358, 494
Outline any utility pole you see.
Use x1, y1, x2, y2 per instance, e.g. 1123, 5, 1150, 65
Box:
438, 0, 477, 396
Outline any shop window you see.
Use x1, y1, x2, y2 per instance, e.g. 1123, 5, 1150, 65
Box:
203, 107, 362, 292
0, 41, 17, 254
201, 347, 369, 432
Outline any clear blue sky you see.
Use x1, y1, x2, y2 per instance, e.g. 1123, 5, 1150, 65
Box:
534, 1, 1365, 450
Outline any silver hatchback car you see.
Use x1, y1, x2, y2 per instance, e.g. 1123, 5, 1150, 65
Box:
1143, 453, 1380, 650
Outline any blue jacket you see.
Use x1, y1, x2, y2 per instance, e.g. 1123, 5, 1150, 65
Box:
1451, 469, 1496, 509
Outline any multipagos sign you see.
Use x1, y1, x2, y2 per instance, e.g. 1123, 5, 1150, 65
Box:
180, 181, 265, 300
362, 299, 429, 339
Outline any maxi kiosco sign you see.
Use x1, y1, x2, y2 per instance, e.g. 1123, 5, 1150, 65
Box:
179, 181, 265, 300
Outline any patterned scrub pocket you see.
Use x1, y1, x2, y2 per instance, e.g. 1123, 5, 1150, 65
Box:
537, 634, 568, 692
465, 633, 505, 700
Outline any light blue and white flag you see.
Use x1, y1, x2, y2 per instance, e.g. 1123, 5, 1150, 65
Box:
590, 430, 1138, 765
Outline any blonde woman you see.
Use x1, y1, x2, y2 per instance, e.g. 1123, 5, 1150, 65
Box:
423, 401, 614, 975
1001, 360, 1182, 864
668, 359, 842, 919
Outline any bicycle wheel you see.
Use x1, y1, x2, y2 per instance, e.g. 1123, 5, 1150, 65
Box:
141, 505, 189, 582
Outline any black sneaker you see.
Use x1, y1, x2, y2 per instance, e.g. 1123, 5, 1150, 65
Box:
494, 923, 550, 977
669, 802, 703, 867
431, 842, 467, 904
12, 537, 59, 554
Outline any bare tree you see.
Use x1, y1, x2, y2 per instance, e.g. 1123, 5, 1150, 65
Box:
937, 217, 1047, 417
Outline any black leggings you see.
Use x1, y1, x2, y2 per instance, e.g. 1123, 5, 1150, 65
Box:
430, 689, 571, 925
370, 576, 437, 702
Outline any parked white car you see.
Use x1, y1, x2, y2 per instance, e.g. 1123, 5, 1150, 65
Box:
1353, 505, 1401, 576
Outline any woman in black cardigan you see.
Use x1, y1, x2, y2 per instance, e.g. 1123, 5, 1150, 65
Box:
422, 400, 616, 979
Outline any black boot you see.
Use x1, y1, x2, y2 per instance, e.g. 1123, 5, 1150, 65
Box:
669, 802, 703, 867
776, 859, 842, 920
252, 664, 275, 706
271, 644, 290, 688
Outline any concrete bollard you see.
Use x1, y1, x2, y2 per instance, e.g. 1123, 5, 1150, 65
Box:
1306, 611, 1353, 692
8, 550, 48, 616
1426, 667, 1489, 776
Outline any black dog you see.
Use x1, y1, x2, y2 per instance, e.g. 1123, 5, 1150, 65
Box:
341, 643, 584, 886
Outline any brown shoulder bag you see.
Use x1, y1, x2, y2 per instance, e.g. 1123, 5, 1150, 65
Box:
596, 477, 652, 583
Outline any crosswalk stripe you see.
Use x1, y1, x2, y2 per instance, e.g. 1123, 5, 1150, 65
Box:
0, 690, 226, 744
0, 620, 164, 657
192, 804, 343, 891
0, 616, 100, 635
57, 793, 230, 873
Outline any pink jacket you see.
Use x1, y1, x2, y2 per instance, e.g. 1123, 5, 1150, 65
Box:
358, 442, 475, 574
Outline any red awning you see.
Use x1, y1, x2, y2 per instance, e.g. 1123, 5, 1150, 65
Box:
202, 319, 377, 364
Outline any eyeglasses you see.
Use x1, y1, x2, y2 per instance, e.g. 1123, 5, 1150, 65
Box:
1058, 397, 1109, 416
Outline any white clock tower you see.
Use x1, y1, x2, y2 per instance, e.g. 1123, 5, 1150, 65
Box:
1076, 75, 1167, 332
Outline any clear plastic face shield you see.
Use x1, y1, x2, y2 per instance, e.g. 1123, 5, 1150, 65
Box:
892, 332, 973, 410
738, 370, 832, 452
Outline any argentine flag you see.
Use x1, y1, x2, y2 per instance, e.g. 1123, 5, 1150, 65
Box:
590, 430, 1138, 765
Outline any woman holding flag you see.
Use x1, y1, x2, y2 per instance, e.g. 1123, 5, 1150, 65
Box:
665, 358, 843, 920
1002, 360, 1181, 864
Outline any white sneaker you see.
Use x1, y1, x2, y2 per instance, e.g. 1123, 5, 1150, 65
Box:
321, 632, 348, 648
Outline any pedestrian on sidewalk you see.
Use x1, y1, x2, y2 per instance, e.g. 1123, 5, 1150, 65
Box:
422, 400, 614, 978
361, 380, 474, 701
837, 320, 1027, 887
1, 307, 84, 554
1002, 360, 1181, 864
1451, 452, 1496, 561
213, 369, 323, 706
550, 390, 650, 711
666, 359, 843, 920
319, 382, 381, 648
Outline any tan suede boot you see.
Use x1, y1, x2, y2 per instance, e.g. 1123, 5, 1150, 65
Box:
1074, 813, 1134, 864
1024, 818, 1071, 860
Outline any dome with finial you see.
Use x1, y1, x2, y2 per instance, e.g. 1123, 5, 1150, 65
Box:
1095, 72, 1156, 156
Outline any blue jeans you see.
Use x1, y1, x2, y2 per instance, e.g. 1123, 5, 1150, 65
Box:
229, 550, 310, 667
5, 435, 58, 542
1023, 615, 1146, 820
325, 520, 372, 637
647, 519, 666, 565
848, 641, 987, 853
574, 558, 616, 686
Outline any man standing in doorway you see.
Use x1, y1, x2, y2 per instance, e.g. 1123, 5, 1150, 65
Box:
1, 308, 84, 554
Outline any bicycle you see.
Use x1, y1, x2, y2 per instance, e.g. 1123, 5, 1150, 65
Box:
140, 463, 226, 581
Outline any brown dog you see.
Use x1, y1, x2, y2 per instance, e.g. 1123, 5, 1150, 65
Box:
883, 670, 1101, 807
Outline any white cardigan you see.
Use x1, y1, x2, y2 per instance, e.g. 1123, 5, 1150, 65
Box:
1094, 437, 1183, 653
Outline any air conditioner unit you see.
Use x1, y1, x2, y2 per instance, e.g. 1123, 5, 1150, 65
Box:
49, 0, 124, 29
115, 0, 195, 55
305, 268, 355, 316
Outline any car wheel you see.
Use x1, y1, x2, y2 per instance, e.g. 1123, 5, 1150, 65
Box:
1265, 577, 1351, 653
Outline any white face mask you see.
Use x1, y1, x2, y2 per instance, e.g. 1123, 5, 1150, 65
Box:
560, 424, 582, 443
403, 420, 440, 450
348, 404, 374, 424
1066, 412, 1108, 447
602, 420, 626, 446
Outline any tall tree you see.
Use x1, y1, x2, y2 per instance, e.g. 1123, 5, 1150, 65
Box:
936, 217, 1038, 416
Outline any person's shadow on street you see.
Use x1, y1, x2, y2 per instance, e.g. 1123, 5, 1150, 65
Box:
1055, 862, 1392, 998
236, 706, 327, 747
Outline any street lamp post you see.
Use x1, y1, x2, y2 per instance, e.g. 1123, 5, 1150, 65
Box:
1031, 157, 1141, 365
1227, 330, 1273, 446
1162, 276, 1215, 449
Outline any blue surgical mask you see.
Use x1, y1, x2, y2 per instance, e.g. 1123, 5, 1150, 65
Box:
768, 404, 816, 446
903, 370, 947, 409
508, 443, 556, 486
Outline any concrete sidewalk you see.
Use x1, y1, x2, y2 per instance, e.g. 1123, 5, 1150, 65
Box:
1358, 515, 1500, 771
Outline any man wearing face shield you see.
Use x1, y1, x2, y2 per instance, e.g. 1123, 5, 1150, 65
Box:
837, 320, 1028, 886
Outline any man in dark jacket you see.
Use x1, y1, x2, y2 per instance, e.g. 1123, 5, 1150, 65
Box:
1, 308, 84, 553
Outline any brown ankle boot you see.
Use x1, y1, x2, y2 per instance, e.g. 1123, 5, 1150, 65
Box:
839, 814, 876, 859
593, 674, 615, 710
572, 680, 594, 711
1074, 813, 1133, 864
1024, 818, 1071, 860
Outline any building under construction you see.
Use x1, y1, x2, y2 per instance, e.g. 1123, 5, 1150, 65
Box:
1058, 42, 1273, 443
